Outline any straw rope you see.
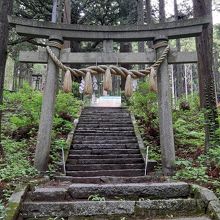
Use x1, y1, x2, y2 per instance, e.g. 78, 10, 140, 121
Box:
46, 41, 170, 79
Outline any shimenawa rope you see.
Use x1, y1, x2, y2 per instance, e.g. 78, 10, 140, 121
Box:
46, 41, 169, 96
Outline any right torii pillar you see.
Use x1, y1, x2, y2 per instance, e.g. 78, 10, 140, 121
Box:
154, 36, 175, 176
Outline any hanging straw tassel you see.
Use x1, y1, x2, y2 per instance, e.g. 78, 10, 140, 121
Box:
125, 74, 133, 97
63, 70, 73, 93
84, 71, 93, 95
149, 67, 157, 92
103, 68, 112, 91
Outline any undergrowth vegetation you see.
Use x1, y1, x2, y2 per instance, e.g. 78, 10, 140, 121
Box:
0, 84, 82, 211
129, 82, 220, 198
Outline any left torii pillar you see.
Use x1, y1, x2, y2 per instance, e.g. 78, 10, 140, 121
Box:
34, 35, 63, 172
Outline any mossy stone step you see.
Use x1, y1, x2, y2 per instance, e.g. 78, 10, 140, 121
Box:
66, 158, 143, 165
68, 149, 140, 155
65, 163, 145, 171
70, 144, 139, 150
21, 199, 204, 219
66, 169, 145, 177
68, 153, 142, 159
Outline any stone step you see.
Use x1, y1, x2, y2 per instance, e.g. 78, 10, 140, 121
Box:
21, 198, 202, 218
79, 118, 131, 122
67, 182, 190, 199
73, 139, 138, 144
70, 143, 139, 150
74, 136, 137, 141
65, 169, 145, 177
78, 121, 133, 125
28, 182, 189, 202
66, 163, 145, 171
66, 158, 143, 165
77, 124, 134, 128
83, 107, 127, 110
76, 127, 134, 131
74, 131, 135, 136
69, 149, 140, 155
82, 107, 127, 112
54, 175, 164, 184
81, 113, 129, 116
68, 154, 142, 159
65, 161, 156, 172
79, 117, 131, 120
22, 216, 212, 220
79, 114, 130, 118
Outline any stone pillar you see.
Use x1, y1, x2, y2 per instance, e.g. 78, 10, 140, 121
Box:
34, 35, 63, 172
154, 36, 175, 176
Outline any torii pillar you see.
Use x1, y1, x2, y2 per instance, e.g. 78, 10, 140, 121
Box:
154, 36, 175, 176
34, 35, 63, 172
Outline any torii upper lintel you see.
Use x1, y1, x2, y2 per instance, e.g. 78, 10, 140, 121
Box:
8, 16, 210, 41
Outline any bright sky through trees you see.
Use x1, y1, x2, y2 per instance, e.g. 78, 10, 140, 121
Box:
151, 0, 220, 24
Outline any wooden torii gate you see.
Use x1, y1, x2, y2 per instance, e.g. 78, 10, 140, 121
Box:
9, 16, 210, 175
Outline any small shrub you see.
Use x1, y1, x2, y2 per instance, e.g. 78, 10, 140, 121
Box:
88, 194, 105, 201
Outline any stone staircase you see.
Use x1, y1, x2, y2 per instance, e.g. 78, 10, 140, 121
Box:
20, 182, 210, 219
59, 107, 156, 182
17, 107, 213, 219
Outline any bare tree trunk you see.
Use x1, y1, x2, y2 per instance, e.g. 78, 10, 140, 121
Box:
145, 0, 152, 24
12, 62, 19, 91
213, 49, 220, 100
63, 0, 71, 48
145, 0, 153, 48
57, 0, 63, 23
173, 0, 184, 99
159, 0, 165, 22
52, 0, 63, 23
61, 0, 71, 85
193, 0, 219, 150
137, 0, 145, 57
0, 0, 13, 157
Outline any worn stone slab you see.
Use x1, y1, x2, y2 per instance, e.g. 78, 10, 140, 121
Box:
190, 185, 220, 219
135, 198, 201, 218
207, 200, 220, 220
192, 185, 220, 206
68, 182, 190, 199
22, 201, 135, 217
130, 113, 146, 160
54, 175, 166, 184
24, 216, 211, 220
31, 187, 68, 201
155, 218, 211, 220
5, 184, 29, 220
67, 216, 211, 220
21, 198, 204, 218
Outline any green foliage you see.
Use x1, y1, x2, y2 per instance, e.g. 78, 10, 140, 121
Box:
88, 194, 106, 201
4, 83, 42, 131
129, 82, 220, 198
129, 82, 159, 147
0, 138, 37, 182
1, 84, 82, 207
173, 95, 204, 148
55, 92, 81, 119
129, 81, 158, 120
47, 217, 65, 220
174, 158, 209, 183
0, 200, 5, 220
3, 83, 82, 136
48, 138, 68, 173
